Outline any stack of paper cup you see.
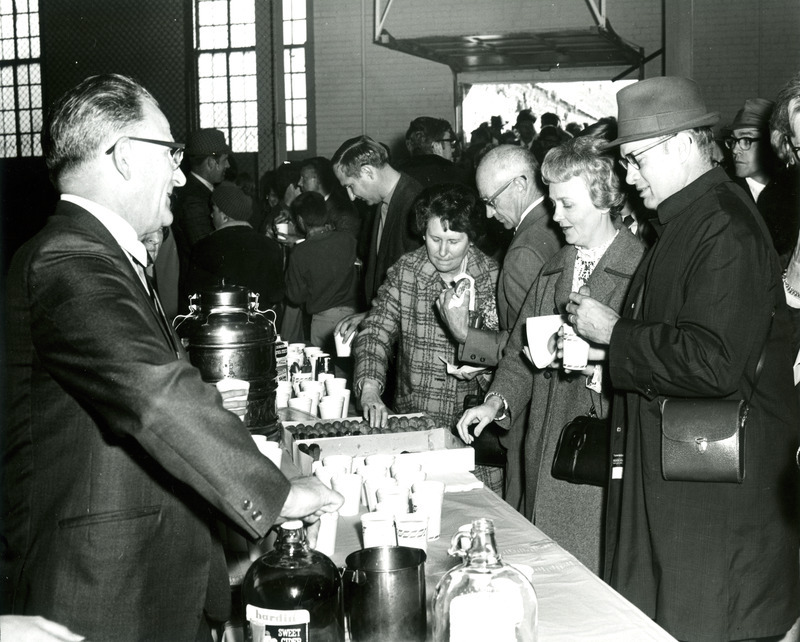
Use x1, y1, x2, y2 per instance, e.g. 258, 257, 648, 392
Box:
288, 395, 312, 414
275, 381, 293, 409
376, 485, 409, 516
364, 476, 397, 512
331, 473, 363, 516
411, 480, 445, 540
324, 377, 350, 418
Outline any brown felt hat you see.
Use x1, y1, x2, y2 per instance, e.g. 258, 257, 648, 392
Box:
731, 98, 775, 131
186, 128, 230, 157
606, 77, 720, 147
212, 182, 252, 222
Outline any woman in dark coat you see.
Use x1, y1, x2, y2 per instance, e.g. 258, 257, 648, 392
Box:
458, 137, 645, 573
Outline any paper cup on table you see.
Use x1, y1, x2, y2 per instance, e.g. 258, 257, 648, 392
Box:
318, 373, 335, 385
395, 514, 428, 552
357, 464, 390, 505
315, 465, 334, 489
288, 396, 313, 415
365, 453, 395, 469
318, 398, 343, 420
331, 473, 363, 516
275, 389, 291, 410
411, 480, 445, 540
298, 391, 319, 416
325, 377, 347, 394
365, 476, 397, 512
300, 380, 326, 401
339, 389, 351, 418
376, 485, 409, 516
322, 454, 353, 474
361, 512, 397, 548
277, 380, 293, 395
251, 435, 283, 469
394, 469, 426, 488
390, 460, 422, 479
314, 511, 339, 556
334, 331, 354, 357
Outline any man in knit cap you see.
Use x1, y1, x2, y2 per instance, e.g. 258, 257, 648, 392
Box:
186, 181, 284, 310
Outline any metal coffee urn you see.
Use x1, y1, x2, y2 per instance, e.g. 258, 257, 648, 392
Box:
174, 285, 279, 438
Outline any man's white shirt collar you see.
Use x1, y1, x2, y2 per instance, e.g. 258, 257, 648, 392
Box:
191, 171, 215, 192
516, 195, 545, 232
61, 194, 149, 276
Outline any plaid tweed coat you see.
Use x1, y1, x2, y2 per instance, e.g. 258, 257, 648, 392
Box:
355, 245, 499, 430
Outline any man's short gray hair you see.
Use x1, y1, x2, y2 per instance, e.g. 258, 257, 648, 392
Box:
42, 73, 155, 187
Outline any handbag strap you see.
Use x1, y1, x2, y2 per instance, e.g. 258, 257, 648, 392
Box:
746, 310, 774, 406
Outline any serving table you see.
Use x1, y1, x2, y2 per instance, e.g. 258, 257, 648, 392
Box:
225, 408, 675, 640
329, 486, 675, 641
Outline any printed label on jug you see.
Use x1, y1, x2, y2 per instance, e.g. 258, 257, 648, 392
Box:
245, 605, 310, 642
449, 592, 521, 642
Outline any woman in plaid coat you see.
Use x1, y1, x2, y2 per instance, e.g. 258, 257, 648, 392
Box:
354, 184, 499, 431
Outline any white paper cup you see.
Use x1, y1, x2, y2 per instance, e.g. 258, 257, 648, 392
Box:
562, 323, 590, 371
390, 460, 422, 479
251, 436, 283, 469
364, 476, 397, 512
334, 331, 354, 357
300, 380, 326, 401
376, 485, 409, 516
365, 454, 395, 469
357, 464, 390, 505
394, 469, 426, 487
315, 466, 334, 489
314, 511, 339, 556
411, 480, 445, 540
395, 514, 428, 551
298, 390, 319, 416
361, 512, 397, 548
322, 454, 353, 474
275, 390, 291, 410
318, 372, 335, 385
325, 377, 347, 394
331, 473, 363, 516
275, 222, 290, 236
339, 389, 351, 418
320, 394, 345, 418
288, 396, 313, 414
276, 380, 293, 395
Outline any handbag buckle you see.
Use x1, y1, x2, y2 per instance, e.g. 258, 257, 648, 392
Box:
694, 437, 708, 453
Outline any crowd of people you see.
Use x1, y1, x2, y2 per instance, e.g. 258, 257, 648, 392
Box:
3, 69, 800, 642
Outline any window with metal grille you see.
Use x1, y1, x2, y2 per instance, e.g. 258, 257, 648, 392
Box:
283, 0, 309, 154
0, 0, 42, 158
193, 0, 258, 153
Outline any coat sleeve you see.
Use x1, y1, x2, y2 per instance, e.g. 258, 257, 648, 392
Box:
459, 328, 508, 367
26, 247, 290, 539
353, 259, 404, 392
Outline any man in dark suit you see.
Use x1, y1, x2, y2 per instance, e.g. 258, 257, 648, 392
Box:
331, 135, 423, 339
3, 74, 341, 642
569, 76, 799, 641
438, 144, 563, 508
399, 116, 470, 188
171, 128, 231, 308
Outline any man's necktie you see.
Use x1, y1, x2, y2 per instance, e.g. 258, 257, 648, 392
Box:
132, 253, 181, 358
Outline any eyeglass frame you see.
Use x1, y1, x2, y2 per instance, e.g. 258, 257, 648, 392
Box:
482, 175, 525, 210
618, 134, 677, 171
785, 136, 800, 162
105, 136, 185, 170
724, 136, 761, 151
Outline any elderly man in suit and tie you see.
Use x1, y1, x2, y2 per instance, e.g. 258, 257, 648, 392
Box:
438, 144, 562, 508
3, 74, 342, 642
332, 135, 423, 340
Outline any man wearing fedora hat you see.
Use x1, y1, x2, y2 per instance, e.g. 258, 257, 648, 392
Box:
172, 128, 232, 305
565, 76, 799, 641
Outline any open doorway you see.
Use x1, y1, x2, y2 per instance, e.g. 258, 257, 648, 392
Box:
461, 80, 636, 144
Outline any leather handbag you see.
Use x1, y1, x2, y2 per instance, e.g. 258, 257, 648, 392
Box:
551, 413, 609, 487
660, 399, 747, 483
659, 313, 771, 484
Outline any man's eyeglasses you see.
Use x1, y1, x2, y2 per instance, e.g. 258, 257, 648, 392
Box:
105, 136, 185, 170
437, 138, 458, 146
482, 175, 524, 210
618, 134, 676, 171
786, 136, 800, 162
724, 136, 761, 151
